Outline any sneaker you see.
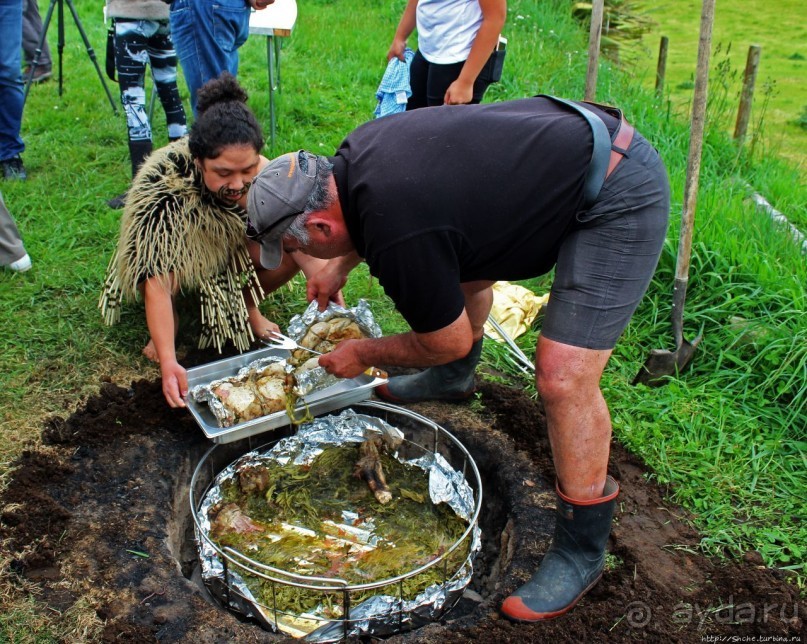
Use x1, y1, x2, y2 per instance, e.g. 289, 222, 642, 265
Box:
8, 253, 32, 272
107, 192, 127, 209
0, 157, 27, 181
23, 65, 52, 84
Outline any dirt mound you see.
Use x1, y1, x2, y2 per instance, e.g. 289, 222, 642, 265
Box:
1, 365, 803, 642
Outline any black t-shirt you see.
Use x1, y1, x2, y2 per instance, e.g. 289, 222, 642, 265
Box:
330, 96, 619, 333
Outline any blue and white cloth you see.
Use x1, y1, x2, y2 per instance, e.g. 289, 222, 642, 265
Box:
373, 48, 415, 119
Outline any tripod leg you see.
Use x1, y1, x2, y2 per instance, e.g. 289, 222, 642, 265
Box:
23, 0, 57, 104
64, 0, 119, 115
58, 0, 64, 95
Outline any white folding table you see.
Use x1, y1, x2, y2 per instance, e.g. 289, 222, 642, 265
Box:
249, 0, 298, 148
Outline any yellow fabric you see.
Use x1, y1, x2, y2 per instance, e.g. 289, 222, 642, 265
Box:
484, 281, 549, 341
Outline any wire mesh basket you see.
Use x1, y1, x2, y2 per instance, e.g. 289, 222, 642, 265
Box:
190, 400, 483, 641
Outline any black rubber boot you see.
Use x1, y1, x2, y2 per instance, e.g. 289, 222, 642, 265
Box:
128, 140, 152, 178
375, 339, 482, 403
108, 141, 153, 209
501, 476, 619, 622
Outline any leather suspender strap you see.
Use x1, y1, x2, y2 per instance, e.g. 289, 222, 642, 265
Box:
536, 95, 634, 208
607, 117, 635, 178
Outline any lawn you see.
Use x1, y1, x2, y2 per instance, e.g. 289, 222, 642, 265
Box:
624, 0, 806, 175
1, 0, 805, 637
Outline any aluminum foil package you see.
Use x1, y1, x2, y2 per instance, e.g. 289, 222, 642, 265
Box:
286, 299, 383, 397
190, 356, 292, 428
287, 299, 382, 342
195, 408, 482, 641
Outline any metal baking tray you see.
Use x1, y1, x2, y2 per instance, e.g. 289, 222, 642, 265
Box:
186, 347, 387, 444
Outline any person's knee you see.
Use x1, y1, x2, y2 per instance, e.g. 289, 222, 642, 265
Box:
535, 341, 608, 405
535, 358, 583, 405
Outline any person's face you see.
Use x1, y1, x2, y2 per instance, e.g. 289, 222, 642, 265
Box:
197, 144, 261, 204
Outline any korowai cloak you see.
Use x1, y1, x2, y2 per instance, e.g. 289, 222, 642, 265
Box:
98, 139, 264, 353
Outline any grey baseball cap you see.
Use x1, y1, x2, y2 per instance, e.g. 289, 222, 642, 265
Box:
247, 150, 319, 269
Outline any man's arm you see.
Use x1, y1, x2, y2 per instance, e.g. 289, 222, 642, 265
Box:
318, 309, 474, 379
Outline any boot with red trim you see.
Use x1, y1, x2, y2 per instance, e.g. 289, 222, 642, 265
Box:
375, 339, 482, 404
501, 475, 619, 621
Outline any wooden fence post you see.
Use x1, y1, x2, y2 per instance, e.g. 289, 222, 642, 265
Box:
585, 0, 604, 101
656, 36, 669, 97
734, 44, 761, 144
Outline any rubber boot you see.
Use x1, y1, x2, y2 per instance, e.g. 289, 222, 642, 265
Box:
128, 140, 152, 178
501, 476, 619, 622
375, 339, 482, 403
108, 141, 153, 210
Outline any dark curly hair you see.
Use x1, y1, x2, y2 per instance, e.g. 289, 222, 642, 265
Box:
188, 72, 265, 160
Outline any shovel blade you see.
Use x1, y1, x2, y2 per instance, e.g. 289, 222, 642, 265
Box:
632, 334, 702, 386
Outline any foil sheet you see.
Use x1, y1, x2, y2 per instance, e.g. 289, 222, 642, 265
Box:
195, 408, 482, 641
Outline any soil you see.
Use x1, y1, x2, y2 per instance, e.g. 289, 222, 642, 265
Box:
1, 349, 804, 643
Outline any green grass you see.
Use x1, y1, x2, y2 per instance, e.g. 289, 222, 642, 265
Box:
1, 0, 805, 635
622, 0, 806, 180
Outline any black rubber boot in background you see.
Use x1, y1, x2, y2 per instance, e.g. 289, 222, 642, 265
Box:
128, 140, 152, 178
107, 141, 153, 210
376, 338, 483, 403
500, 475, 619, 621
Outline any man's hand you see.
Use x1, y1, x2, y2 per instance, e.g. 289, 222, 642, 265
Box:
161, 359, 189, 408
317, 339, 368, 379
306, 255, 361, 310
307, 269, 348, 310
249, 0, 275, 10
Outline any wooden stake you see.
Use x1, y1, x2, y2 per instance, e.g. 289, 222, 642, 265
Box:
734, 44, 761, 144
656, 35, 669, 97
585, 0, 604, 101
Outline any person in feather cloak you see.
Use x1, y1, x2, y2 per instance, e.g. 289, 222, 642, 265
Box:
99, 73, 339, 408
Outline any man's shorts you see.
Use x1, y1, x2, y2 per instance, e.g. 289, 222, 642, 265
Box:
541, 131, 670, 350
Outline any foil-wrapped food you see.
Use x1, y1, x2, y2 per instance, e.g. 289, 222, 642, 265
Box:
287, 299, 381, 362
191, 300, 383, 429
193, 358, 292, 428
286, 299, 383, 395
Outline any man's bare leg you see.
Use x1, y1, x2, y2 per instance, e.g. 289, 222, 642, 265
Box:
535, 335, 613, 499
500, 336, 618, 622
460, 280, 495, 341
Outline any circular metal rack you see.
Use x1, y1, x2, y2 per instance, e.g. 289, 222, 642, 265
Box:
190, 400, 483, 641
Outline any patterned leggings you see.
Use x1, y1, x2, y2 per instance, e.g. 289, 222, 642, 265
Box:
113, 19, 187, 144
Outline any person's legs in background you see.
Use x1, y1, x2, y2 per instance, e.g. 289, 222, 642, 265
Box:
147, 21, 187, 143
406, 50, 429, 110
0, 190, 31, 271
107, 19, 188, 210
169, 0, 249, 116
107, 19, 152, 208
0, 0, 27, 180
22, 0, 51, 82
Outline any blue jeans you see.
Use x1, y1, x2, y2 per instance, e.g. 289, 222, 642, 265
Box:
169, 0, 250, 116
0, 0, 25, 162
